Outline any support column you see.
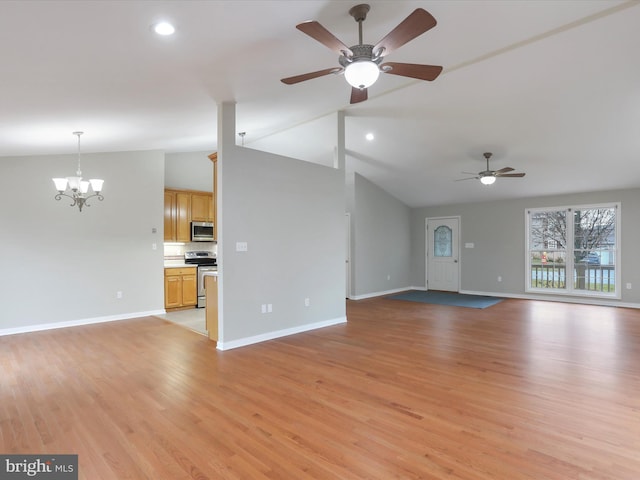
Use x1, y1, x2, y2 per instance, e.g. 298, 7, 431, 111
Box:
215, 101, 237, 346
218, 102, 237, 155
334, 110, 346, 171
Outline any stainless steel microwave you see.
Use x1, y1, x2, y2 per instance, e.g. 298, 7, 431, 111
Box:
191, 222, 214, 242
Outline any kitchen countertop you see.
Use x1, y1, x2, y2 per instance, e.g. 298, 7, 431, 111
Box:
164, 261, 218, 271
164, 261, 195, 268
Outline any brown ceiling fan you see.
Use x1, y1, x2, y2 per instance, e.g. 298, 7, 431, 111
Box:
281, 3, 443, 104
458, 152, 526, 185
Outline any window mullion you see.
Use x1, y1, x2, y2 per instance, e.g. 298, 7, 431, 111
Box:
566, 208, 575, 294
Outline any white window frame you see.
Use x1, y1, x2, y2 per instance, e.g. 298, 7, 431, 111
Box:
525, 202, 621, 299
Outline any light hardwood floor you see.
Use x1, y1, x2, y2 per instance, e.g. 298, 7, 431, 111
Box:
1, 297, 639, 479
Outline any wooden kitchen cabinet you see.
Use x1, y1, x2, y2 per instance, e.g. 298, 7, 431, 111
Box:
175, 192, 191, 242
205, 274, 218, 341
208, 152, 218, 240
164, 267, 197, 310
163, 189, 213, 242
163, 191, 177, 242
191, 192, 214, 222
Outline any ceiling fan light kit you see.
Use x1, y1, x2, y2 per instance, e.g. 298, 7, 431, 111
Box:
458, 152, 526, 185
344, 59, 380, 89
281, 3, 442, 104
480, 175, 496, 185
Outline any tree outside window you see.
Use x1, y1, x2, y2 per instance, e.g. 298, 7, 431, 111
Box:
527, 204, 618, 296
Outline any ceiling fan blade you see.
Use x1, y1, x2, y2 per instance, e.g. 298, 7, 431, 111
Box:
455, 176, 479, 182
281, 67, 343, 85
350, 87, 368, 104
496, 173, 526, 178
380, 62, 443, 81
373, 8, 437, 57
296, 21, 352, 56
495, 167, 514, 174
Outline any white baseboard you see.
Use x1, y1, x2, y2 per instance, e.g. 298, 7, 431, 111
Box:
216, 316, 347, 351
460, 289, 640, 309
349, 286, 414, 300
348, 286, 640, 310
0, 309, 166, 337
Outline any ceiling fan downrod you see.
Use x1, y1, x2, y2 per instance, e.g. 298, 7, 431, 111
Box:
484, 152, 492, 171
349, 4, 370, 46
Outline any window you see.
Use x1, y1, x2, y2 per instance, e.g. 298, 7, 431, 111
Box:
433, 225, 452, 257
526, 203, 620, 298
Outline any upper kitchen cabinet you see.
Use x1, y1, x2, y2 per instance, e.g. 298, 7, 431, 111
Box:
176, 191, 192, 241
164, 191, 177, 242
208, 152, 218, 240
191, 193, 214, 222
164, 188, 213, 242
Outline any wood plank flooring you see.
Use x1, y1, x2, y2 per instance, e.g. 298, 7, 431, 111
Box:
1, 297, 639, 479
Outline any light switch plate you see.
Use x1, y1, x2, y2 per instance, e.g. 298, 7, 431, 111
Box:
465, 242, 475, 248
236, 241, 248, 252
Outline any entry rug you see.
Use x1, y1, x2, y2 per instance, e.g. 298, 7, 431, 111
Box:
389, 290, 503, 309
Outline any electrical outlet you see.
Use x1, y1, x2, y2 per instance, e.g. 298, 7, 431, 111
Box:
626, 283, 632, 290
267, 304, 273, 313
261, 304, 267, 313
304, 298, 310, 307
152, 243, 157, 250
116, 291, 123, 299
387, 275, 391, 281
497, 276, 502, 282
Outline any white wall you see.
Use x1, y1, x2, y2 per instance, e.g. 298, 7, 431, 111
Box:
0, 150, 165, 332
350, 173, 412, 298
217, 129, 346, 348
165, 151, 213, 191
410, 188, 640, 305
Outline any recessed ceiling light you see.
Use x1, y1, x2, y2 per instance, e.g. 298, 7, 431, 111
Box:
153, 22, 175, 36
365, 133, 375, 141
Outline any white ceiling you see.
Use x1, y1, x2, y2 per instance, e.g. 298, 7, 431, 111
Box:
2, 0, 639, 207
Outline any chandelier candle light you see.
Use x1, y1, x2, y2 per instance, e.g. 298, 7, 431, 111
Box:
52, 131, 104, 212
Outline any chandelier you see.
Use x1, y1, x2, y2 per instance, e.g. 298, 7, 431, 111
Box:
52, 132, 104, 212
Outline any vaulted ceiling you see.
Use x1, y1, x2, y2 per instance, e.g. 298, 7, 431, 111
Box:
2, 1, 639, 207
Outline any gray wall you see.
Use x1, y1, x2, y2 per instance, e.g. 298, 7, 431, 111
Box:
165, 151, 214, 191
0, 150, 165, 331
411, 188, 640, 305
350, 173, 412, 298
218, 137, 346, 348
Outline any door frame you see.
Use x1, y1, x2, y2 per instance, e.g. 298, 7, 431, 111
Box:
425, 216, 461, 292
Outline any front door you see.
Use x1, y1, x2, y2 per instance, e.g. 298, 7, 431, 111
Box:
426, 217, 460, 292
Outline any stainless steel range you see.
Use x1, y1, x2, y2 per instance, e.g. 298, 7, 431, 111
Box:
184, 251, 217, 308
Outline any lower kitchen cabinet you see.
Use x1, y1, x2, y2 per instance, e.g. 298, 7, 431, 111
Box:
164, 267, 197, 310
205, 274, 218, 341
